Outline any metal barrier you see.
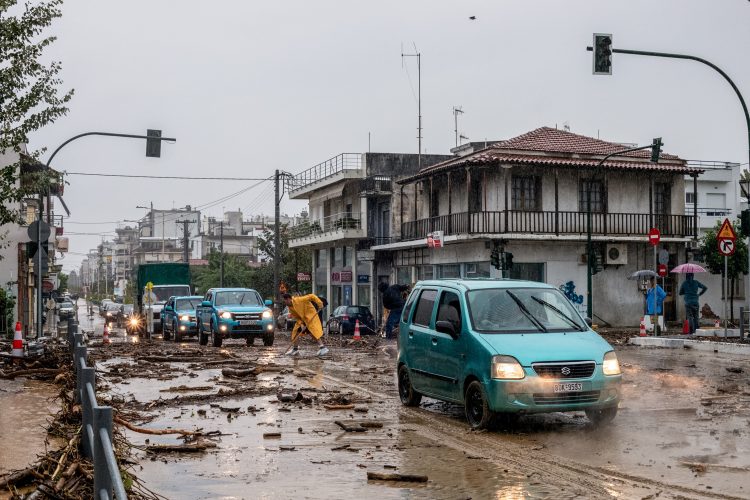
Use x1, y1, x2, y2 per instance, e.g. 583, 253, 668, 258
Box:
740, 307, 747, 342
67, 318, 128, 499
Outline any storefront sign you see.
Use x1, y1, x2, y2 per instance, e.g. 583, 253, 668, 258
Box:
427, 230, 443, 249
340, 271, 353, 282
296, 272, 312, 282
357, 274, 370, 283
331, 272, 340, 283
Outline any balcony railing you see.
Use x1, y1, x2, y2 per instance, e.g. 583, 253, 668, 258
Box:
360, 176, 392, 195
288, 153, 362, 192
401, 210, 696, 240
290, 213, 362, 239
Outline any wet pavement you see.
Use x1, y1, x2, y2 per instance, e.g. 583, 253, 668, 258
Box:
80, 303, 750, 498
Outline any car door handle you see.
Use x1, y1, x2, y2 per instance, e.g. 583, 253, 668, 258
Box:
408, 331, 414, 338
431, 338, 438, 345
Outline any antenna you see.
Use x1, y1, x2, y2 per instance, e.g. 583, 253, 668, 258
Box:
401, 44, 422, 170
459, 134, 470, 146
453, 106, 464, 148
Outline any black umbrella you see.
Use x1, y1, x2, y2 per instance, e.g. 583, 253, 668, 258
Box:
628, 270, 658, 280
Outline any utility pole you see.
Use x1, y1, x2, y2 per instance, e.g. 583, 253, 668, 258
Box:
402, 48, 422, 169
453, 106, 464, 148
219, 221, 224, 287
161, 211, 165, 261
180, 220, 195, 263
274, 169, 281, 308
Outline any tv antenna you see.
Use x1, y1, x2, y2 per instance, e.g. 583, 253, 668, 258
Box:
401, 43, 422, 169
453, 106, 464, 148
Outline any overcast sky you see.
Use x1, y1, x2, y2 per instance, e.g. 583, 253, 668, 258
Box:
30, 0, 750, 272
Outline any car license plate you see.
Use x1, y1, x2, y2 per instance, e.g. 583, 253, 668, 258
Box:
239, 320, 259, 326
553, 383, 583, 393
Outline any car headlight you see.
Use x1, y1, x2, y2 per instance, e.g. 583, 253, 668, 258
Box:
491, 355, 525, 380
180, 315, 190, 322
220, 311, 232, 319
262, 309, 273, 319
602, 351, 621, 376
106, 312, 113, 316
129, 318, 139, 326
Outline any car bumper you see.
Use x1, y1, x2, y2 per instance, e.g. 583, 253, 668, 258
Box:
486, 368, 621, 413
217, 318, 275, 337
177, 321, 198, 334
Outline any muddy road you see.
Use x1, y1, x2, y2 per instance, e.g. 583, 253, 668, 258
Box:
83, 308, 750, 500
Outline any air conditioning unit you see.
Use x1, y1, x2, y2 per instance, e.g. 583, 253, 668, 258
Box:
606, 244, 628, 265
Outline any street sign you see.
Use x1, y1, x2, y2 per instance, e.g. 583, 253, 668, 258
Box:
296, 272, 311, 282
340, 271, 353, 282
657, 264, 667, 277
27, 220, 51, 242
42, 280, 54, 293
648, 228, 660, 246
427, 231, 443, 249
658, 248, 669, 265
718, 238, 736, 256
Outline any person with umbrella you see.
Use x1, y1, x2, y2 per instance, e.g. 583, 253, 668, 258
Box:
679, 273, 708, 334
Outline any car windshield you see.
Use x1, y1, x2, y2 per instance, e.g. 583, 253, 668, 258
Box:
467, 287, 586, 333
61, 302, 73, 308
215, 291, 261, 307
346, 306, 370, 316
175, 298, 201, 310
152, 286, 191, 302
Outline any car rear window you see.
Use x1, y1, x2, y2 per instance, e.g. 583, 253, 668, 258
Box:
412, 290, 437, 327
346, 306, 370, 315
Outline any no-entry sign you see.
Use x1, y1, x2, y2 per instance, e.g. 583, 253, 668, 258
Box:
648, 228, 660, 246
657, 264, 667, 277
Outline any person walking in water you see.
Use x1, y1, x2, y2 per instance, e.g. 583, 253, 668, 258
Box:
679, 273, 707, 334
282, 293, 329, 357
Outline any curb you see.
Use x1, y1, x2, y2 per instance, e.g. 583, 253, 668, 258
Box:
628, 336, 750, 355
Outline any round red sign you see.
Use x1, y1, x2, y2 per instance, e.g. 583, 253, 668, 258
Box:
657, 264, 667, 277
648, 228, 661, 246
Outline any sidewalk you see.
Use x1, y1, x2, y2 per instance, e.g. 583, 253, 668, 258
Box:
629, 335, 750, 355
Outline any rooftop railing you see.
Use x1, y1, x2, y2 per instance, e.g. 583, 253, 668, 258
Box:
289, 153, 362, 192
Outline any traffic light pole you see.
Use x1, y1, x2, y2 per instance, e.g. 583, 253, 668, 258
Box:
587, 143, 660, 319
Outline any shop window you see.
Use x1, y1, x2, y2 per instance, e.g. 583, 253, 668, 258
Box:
417, 265, 434, 281
397, 267, 412, 284
438, 264, 460, 278
465, 261, 491, 278
357, 285, 370, 307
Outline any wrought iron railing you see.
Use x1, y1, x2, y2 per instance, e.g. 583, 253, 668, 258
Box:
401, 210, 696, 240
289, 213, 362, 239
288, 153, 362, 192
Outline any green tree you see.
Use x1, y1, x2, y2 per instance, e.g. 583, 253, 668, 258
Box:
57, 271, 67, 291
1, 0, 74, 228
254, 224, 311, 300
191, 250, 255, 294
699, 218, 748, 321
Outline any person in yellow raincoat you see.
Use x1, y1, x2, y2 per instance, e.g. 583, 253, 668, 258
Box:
282, 293, 329, 357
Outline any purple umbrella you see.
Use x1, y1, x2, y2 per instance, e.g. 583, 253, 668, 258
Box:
671, 263, 707, 274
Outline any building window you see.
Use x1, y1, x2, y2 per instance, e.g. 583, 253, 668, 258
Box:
438, 264, 460, 278
511, 176, 541, 211
685, 192, 695, 204
465, 261, 491, 278
579, 179, 606, 213
655, 183, 671, 215
396, 267, 412, 284
509, 263, 545, 282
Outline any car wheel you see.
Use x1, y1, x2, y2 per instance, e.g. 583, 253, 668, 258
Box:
173, 322, 181, 342
198, 320, 208, 346
465, 380, 495, 430
397, 365, 422, 407
211, 321, 223, 347
585, 406, 618, 427
263, 332, 274, 346
163, 323, 171, 341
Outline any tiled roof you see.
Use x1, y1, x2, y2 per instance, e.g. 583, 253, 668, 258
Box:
399, 126, 700, 183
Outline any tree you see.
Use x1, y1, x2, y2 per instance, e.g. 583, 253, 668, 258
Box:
1, 0, 73, 227
699, 218, 749, 322
191, 250, 254, 294
255, 224, 311, 299
57, 270, 67, 291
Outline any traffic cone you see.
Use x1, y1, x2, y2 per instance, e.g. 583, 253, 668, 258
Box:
353, 319, 361, 341
714, 318, 720, 328
639, 319, 647, 337
11, 322, 23, 358
682, 320, 690, 335
103, 323, 110, 344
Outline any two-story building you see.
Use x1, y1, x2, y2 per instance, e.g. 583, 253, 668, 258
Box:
372, 127, 702, 327
287, 152, 451, 318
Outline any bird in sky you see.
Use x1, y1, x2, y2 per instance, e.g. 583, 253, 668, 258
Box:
469, 16, 476, 20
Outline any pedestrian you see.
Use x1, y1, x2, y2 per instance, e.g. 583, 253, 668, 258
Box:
282, 293, 329, 357
679, 273, 707, 334
378, 281, 409, 340
646, 277, 667, 333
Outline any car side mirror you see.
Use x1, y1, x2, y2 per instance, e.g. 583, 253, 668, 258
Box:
201, 301, 212, 307
435, 320, 458, 338
164, 306, 173, 312
584, 317, 593, 327
265, 299, 273, 307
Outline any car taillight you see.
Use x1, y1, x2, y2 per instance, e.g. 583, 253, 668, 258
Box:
342, 315, 349, 321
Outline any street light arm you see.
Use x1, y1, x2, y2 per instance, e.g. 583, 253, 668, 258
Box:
45, 131, 177, 168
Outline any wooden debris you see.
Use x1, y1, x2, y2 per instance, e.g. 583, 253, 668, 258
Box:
263, 432, 282, 439
331, 444, 350, 451
680, 461, 750, 473
366, 472, 428, 483
335, 420, 366, 432
159, 385, 213, 392
219, 406, 240, 412
221, 367, 260, 378
360, 422, 384, 429
0, 367, 63, 379
145, 441, 217, 453
114, 415, 201, 436
324, 404, 355, 410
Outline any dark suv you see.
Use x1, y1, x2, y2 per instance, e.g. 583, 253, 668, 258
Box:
326, 305, 376, 335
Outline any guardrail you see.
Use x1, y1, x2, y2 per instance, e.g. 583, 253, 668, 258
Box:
67, 319, 127, 499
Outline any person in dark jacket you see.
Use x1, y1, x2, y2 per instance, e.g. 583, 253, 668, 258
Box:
679, 273, 707, 334
378, 281, 409, 339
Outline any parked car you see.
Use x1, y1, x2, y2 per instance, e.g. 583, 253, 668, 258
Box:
276, 306, 296, 331
57, 301, 75, 319
196, 288, 274, 347
326, 305, 376, 335
99, 299, 114, 317
397, 279, 622, 430
162, 295, 203, 342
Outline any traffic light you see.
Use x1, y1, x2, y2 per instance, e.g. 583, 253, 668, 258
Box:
650, 137, 663, 163
592, 33, 612, 75
504, 252, 514, 271
590, 249, 603, 275
146, 129, 162, 158
490, 247, 501, 270
741, 209, 750, 235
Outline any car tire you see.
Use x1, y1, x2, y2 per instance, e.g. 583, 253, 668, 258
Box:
397, 365, 422, 407
163, 323, 171, 341
465, 380, 495, 430
262, 332, 274, 346
211, 321, 222, 348
585, 406, 618, 427
173, 322, 181, 342
198, 320, 208, 346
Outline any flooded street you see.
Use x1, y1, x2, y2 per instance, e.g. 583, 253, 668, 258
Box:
84, 307, 750, 500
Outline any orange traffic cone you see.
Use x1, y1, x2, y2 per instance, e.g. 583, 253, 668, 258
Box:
353, 319, 361, 341
682, 320, 690, 335
639, 319, 647, 337
11, 322, 23, 358
102, 324, 110, 344
714, 318, 720, 328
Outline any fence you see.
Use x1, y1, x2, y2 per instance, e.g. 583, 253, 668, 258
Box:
67, 318, 127, 499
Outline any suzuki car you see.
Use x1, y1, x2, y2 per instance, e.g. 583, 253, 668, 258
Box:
397, 279, 622, 429
196, 288, 274, 347
162, 295, 203, 342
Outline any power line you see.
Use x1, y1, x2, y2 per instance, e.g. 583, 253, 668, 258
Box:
65, 172, 273, 181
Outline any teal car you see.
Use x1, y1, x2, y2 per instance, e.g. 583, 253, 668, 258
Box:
196, 288, 275, 347
397, 279, 622, 429
161, 295, 202, 342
